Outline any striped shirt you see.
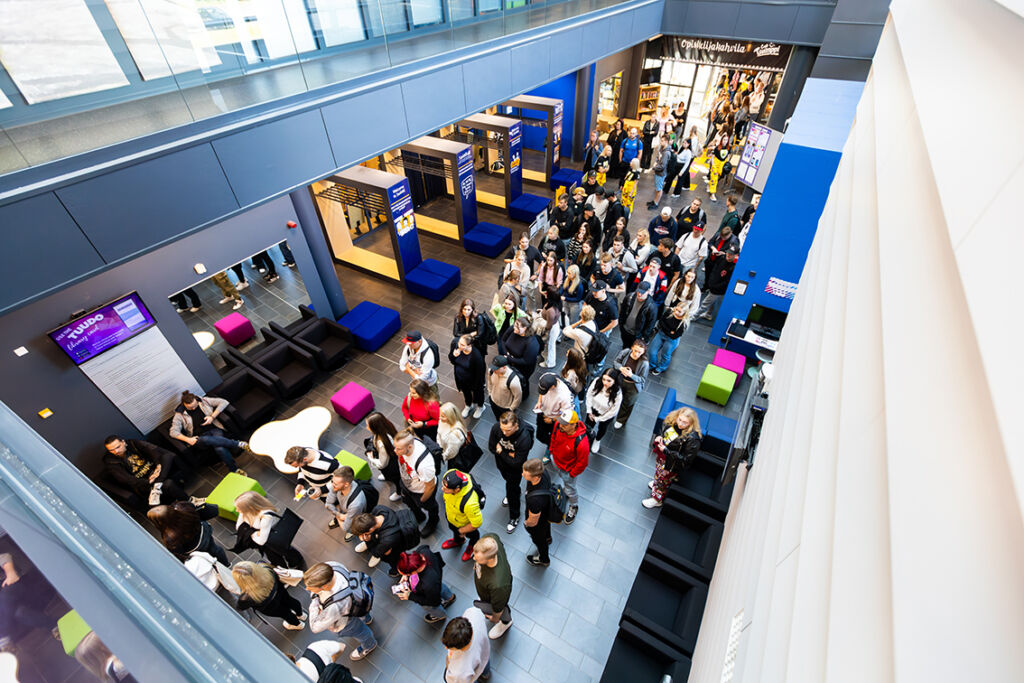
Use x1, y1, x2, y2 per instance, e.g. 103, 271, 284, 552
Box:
298, 450, 339, 494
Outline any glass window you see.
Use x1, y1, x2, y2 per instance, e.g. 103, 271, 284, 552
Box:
312, 0, 366, 46
478, 0, 502, 13
410, 0, 443, 25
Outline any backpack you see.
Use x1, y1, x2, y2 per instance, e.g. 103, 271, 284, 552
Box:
578, 325, 609, 365
457, 478, 487, 512
414, 437, 443, 475
526, 481, 570, 524
321, 564, 374, 618
348, 479, 379, 512
478, 313, 498, 346
394, 507, 421, 549
419, 340, 441, 369
504, 368, 524, 391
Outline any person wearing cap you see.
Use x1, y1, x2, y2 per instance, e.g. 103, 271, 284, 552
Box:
581, 170, 600, 197
583, 280, 619, 339
647, 207, 678, 243
441, 469, 484, 563
618, 281, 658, 349
696, 245, 739, 321
486, 356, 523, 421
546, 409, 589, 525
573, 203, 602, 245
675, 197, 707, 236
399, 331, 438, 387
533, 372, 575, 452
676, 222, 709, 274
584, 186, 609, 224
570, 186, 588, 217
704, 224, 739, 287
487, 411, 534, 533
611, 340, 650, 429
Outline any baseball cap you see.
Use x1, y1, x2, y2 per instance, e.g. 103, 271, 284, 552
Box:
661, 207, 672, 217
557, 409, 579, 425
637, 281, 652, 294
490, 355, 509, 369
401, 330, 422, 343
583, 204, 595, 213
537, 374, 558, 394
649, 256, 662, 266
692, 223, 705, 231
727, 245, 740, 255
442, 470, 467, 491
591, 280, 607, 292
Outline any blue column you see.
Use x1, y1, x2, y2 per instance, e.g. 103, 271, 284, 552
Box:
289, 189, 348, 319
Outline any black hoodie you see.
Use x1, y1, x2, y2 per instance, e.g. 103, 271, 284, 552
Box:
488, 423, 536, 474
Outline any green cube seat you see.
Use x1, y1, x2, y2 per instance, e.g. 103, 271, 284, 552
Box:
335, 450, 372, 481
57, 610, 92, 656
696, 364, 737, 406
206, 472, 266, 521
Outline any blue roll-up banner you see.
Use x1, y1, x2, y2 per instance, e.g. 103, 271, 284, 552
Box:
508, 120, 523, 201
552, 101, 563, 172
387, 178, 422, 276
456, 147, 478, 233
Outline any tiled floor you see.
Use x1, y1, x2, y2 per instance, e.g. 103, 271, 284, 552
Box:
181, 167, 752, 683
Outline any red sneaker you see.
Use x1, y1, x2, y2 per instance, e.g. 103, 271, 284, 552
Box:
461, 545, 476, 562
441, 538, 463, 550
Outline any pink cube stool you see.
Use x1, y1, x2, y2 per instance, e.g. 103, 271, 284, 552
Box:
214, 312, 255, 346
712, 348, 746, 388
330, 382, 375, 424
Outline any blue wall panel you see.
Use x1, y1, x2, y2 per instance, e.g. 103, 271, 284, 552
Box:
630, 3, 663, 43
462, 51, 513, 112
791, 5, 835, 44
680, 1, 740, 36
510, 38, 551, 95
709, 143, 841, 343
212, 110, 337, 208
549, 28, 584, 78
581, 18, 612, 64
663, 0, 689, 29
736, 4, 799, 41
526, 72, 579, 160
321, 84, 409, 163
0, 193, 105, 311
401, 65, 468, 137
55, 145, 239, 262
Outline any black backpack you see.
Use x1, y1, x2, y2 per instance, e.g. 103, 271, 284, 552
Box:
578, 326, 609, 365
394, 507, 422, 548
348, 479, 379, 511
321, 564, 374, 618
454, 475, 487, 512
504, 368, 525, 392
478, 313, 498, 346
414, 437, 443, 475
526, 481, 570, 524
421, 340, 441, 369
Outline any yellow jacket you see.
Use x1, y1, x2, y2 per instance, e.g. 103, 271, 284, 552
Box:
443, 470, 483, 529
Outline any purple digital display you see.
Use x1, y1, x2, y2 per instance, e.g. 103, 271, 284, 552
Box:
48, 292, 156, 365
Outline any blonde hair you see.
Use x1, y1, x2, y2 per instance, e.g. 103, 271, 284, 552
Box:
475, 536, 498, 561
665, 407, 702, 437
232, 561, 275, 602
234, 491, 277, 526
579, 305, 595, 323
439, 402, 466, 432
564, 264, 581, 289
304, 562, 335, 590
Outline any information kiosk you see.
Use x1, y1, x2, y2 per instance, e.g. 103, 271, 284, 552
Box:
501, 95, 564, 187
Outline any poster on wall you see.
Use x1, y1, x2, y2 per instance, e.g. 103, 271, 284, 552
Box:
49, 292, 156, 365
551, 101, 563, 171
78, 327, 203, 434
661, 37, 792, 73
387, 178, 422, 276
455, 146, 478, 232
508, 120, 523, 200
735, 122, 782, 193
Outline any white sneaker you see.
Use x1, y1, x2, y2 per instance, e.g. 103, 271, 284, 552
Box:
219, 296, 233, 304
642, 497, 663, 509
592, 439, 601, 453
648, 480, 655, 491
232, 299, 244, 310
461, 405, 472, 418
614, 422, 623, 429
236, 281, 249, 290
355, 542, 368, 553
389, 492, 402, 502
283, 620, 304, 630
488, 619, 513, 639
367, 555, 380, 567
473, 405, 485, 419
501, 497, 508, 507
377, 473, 385, 481
345, 532, 354, 541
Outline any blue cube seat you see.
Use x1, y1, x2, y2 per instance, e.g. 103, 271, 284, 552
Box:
508, 193, 551, 223
463, 222, 512, 258
404, 259, 460, 301
550, 168, 584, 191
337, 301, 401, 352
654, 388, 711, 437
703, 413, 738, 459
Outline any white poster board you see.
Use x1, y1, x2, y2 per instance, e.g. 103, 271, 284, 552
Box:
736, 123, 783, 193
79, 327, 202, 433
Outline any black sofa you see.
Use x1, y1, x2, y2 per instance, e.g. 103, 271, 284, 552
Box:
600, 620, 691, 683
647, 499, 724, 582
622, 552, 709, 655
208, 365, 281, 434
270, 317, 354, 371
247, 340, 318, 399
667, 451, 735, 521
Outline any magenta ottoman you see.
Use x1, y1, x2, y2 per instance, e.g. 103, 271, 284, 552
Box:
214, 312, 255, 346
712, 348, 746, 388
331, 382, 375, 424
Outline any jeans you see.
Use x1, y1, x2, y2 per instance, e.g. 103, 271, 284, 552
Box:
338, 615, 376, 651
422, 583, 455, 620
171, 288, 201, 310
545, 460, 578, 506
562, 300, 582, 327
279, 241, 295, 264
194, 430, 243, 471
649, 331, 681, 372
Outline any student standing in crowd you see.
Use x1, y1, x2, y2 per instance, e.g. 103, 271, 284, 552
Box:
500, 317, 540, 401
601, 215, 630, 254
440, 470, 484, 562
472, 535, 513, 639
441, 609, 491, 682
533, 373, 575, 453
697, 245, 740, 321
550, 193, 575, 240
487, 411, 533, 534
590, 253, 626, 304
649, 237, 683, 291
402, 379, 440, 443
560, 348, 588, 400
290, 641, 359, 681
644, 407, 702, 508
537, 287, 562, 369
232, 491, 305, 569
436, 403, 468, 465
640, 116, 658, 169
169, 391, 249, 475
595, 145, 612, 185
629, 228, 654, 267
490, 294, 525, 355
707, 136, 731, 203
394, 546, 457, 623
585, 187, 609, 227
449, 335, 486, 419
583, 280, 619, 340
559, 264, 587, 326
485, 356, 523, 421
619, 127, 642, 173
582, 129, 602, 173
647, 135, 672, 209
395, 429, 439, 536
612, 341, 650, 429
102, 435, 194, 507
232, 561, 306, 631
584, 368, 623, 453
546, 410, 589, 525
607, 119, 626, 177
521, 458, 553, 567
537, 226, 566, 263
648, 207, 678, 244
536, 251, 564, 298
664, 268, 701, 320
618, 281, 658, 350
304, 562, 378, 661
574, 237, 597, 281
603, 188, 626, 237
324, 467, 375, 537
399, 331, 438, 387
668, 137, 694, 197
365, 412, 403, 502
561, 304, 598, 359
504, 232, 542, 275
501, 250, 532, 309
676, 223, 708, 278
634, 256, 670, 305
620, 158, 641, 212
453, 298, 488, 358
148, 500, 229, 567
649, 301, 694, 376
285, 446, 339, 500
675, 197, 707, 235
350, 505, 420, 576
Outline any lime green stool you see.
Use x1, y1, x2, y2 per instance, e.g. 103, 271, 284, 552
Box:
696, 364, 738, 406
335, 450, 372, 481
57, 610, 92, 656
206, 472, 266, 521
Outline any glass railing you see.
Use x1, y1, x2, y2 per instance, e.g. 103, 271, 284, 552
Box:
0, 0, 630, 174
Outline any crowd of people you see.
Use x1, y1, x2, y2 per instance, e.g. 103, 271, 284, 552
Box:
170, 242, 297, 314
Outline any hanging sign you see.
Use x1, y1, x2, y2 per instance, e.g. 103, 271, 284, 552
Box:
551, 101, 563, 170
386, 178, 422, 276
662, 37, 792, 73
455, 146, 478, 232
508, 120, 523, 200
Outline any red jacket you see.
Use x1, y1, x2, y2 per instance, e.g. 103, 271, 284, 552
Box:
549, 422, 590, 477
402, 396, 439, 428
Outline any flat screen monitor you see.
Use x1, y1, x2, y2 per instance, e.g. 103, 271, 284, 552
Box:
48, 292, 156, 365
747, 304, 787, 332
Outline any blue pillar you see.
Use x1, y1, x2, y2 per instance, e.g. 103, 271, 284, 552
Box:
289, 188, 348, 319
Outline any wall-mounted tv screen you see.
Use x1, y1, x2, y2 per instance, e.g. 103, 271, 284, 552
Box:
48, 292, 156, 365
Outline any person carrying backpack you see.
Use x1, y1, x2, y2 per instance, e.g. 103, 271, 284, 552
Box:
394, 429, 441, 536
521, 458, 556, 567
349, 505, 421, 577
546, 409, 589, 526
303, 561, 378, 661
440, 469, 485, 563
324, 467, 378, 538
399, 330, 439, 387
486, 356, 523, 421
